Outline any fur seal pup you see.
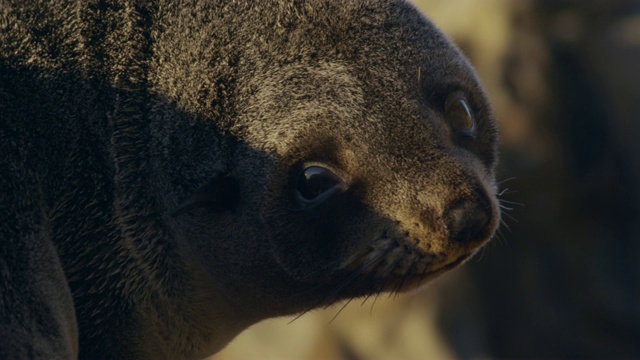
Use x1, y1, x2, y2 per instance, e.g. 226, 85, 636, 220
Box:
0, 0, 500, 358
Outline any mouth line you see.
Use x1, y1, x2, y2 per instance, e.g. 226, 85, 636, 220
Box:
404, 252, 470, 281
374, 252, 473, 294
339, 234, 481, 294
432, 253, 470, 273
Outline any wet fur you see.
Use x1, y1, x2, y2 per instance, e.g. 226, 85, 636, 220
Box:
0, 0, 499, 358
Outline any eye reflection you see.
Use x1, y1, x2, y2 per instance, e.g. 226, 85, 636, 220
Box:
445, 93, 476, 135
296, 166, 342, 201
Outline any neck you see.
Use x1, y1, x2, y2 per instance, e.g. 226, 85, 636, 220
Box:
134, 265, 258, 359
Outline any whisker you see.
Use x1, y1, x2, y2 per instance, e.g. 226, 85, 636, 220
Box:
498, 188, 518, 197
493, 228, 507, 245
362, 252, 399, 315
363, 269, 392, 317
500, 219, 513, 233
370, 288, 383, 316
497, 177, 517, 185
383, 254, 409, 299
409, 264, 431, 294
321, 252, 389, 309
329, 297, 355, 323
367, 252, 404, 315
360, 293, 374, 307
392, 253, 423, 299
499, 199, 524, 206
501, 211, 519, 223
287, 305, 314, 324
288, 248, 388, 324
286, 246, 383, 299
476, 246, 486, 262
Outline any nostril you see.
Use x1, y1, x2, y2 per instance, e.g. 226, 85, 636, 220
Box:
445, 200, 491, 243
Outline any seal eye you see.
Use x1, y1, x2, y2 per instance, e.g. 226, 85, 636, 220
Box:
296, 166, 343, 202
445, 93, 476, 136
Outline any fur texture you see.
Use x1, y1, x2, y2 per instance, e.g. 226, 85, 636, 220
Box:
0, 0, 499, 358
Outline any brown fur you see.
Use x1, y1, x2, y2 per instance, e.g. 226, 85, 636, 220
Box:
0, 0, 499, 358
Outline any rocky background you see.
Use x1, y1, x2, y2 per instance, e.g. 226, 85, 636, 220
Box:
214, 0, 640, 358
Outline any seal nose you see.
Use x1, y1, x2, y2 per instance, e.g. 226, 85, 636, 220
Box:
445, 199, 491, 244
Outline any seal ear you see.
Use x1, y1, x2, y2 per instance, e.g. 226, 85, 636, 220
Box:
172, 175, 240, 217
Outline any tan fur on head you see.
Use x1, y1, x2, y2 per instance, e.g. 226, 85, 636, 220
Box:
1, 0, 499, 358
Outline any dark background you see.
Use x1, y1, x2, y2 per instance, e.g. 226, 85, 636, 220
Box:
216, 1, 640, 358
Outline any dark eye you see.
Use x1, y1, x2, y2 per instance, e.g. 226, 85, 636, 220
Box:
296, 166, 343, 202
445, 92, 476, 136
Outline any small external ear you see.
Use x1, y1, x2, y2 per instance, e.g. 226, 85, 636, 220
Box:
172, 175, 240, 217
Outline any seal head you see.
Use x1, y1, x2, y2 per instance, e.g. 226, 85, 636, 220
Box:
166, 0, 500, 320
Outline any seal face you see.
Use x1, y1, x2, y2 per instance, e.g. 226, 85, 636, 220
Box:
1, 0, 500, 358
235, 62, 498, 305
168, 0, 501, 320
